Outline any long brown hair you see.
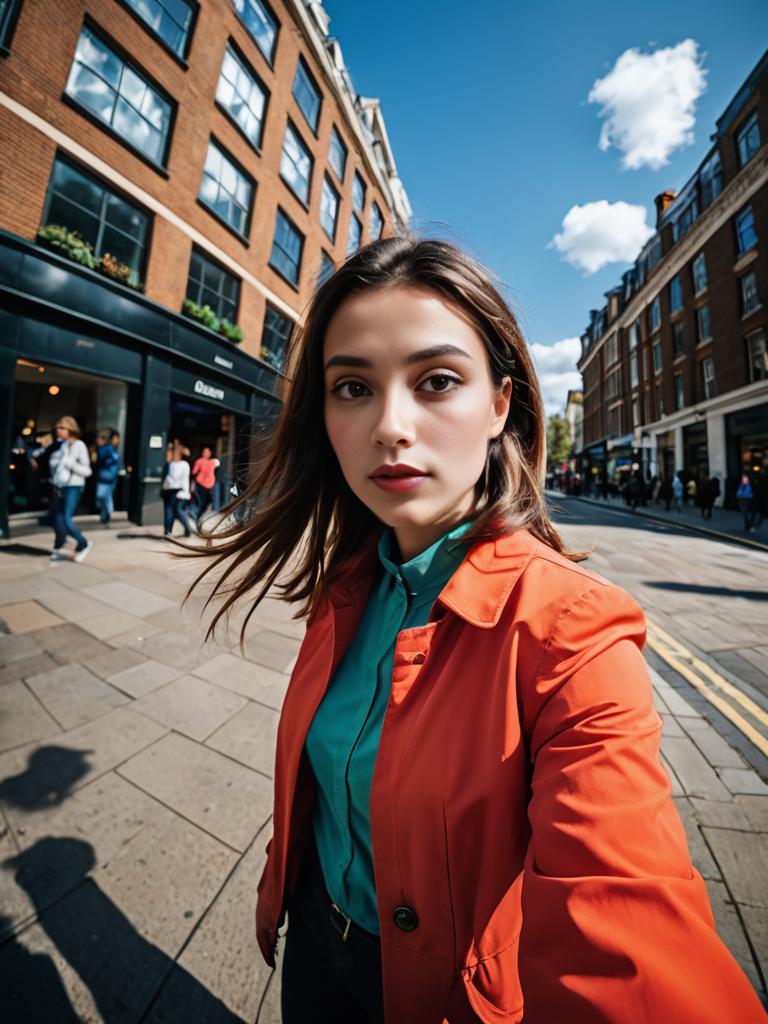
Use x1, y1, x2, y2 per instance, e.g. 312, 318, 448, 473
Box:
180, 236, 583, 641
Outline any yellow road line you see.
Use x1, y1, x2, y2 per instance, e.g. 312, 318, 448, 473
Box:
646, 617, 768, 758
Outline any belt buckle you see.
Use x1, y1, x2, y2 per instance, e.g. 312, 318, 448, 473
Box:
330, 901, 352, 942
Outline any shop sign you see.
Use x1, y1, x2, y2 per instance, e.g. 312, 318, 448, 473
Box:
214, 354, 234, 370
194, 379, 225, 402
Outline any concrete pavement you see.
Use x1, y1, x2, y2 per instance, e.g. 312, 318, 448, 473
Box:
0, 517, 766, 1019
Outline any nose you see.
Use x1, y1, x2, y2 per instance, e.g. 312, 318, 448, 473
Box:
370, 387, 416, 449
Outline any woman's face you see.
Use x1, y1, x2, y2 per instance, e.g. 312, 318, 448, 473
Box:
323, 284, 511, 561
55, 422, 70, 440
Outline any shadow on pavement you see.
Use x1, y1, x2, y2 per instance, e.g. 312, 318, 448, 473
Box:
646, 581, 768, 601
0, 746, 93, 811
0, 543, 52, 557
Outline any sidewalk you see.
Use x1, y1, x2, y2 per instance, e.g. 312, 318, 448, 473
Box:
0, 525, 766, 1018
547, 488, 768, 549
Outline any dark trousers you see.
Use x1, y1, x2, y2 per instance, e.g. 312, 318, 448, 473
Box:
193, 484, 213, 517
162, 489, 191, 535
281, 842, 384, 1023
51, 486, 86, 549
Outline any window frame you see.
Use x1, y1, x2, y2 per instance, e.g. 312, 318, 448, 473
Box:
197, 135, 256, 244
292, 54, 322, 135
63, 18, 177, 175
114, 0, 199, 67
649, 296, 661, 333
269, 206, 305, 289
185, 245, 241, 324
0, 0, 23, 55
697, 303, 712, 344
736, 109, 761, 168
352, 170, 366, 214
652, 339, 662, 375
739, 270, 761, 318
674, 373, 685, 411
347, 212, 362, 256
370, 200, 384, 242
261, 302, 293, 373
233, 0, 280, 67
669, 275, 683, 315
655, 382, 665, 418
279, 118, 314, 208
735, 204, 758, 256
672, 320, 687, 360
691, 252, 707, 295
317, 250, 335, 289
320, 173, 340, 243
215, 38, 270, 154
701, 357, 716, 400
746, 328, 768, 383
328, 125, 347, 183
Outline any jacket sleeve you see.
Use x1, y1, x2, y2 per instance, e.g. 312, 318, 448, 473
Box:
518, 582, 765, 1023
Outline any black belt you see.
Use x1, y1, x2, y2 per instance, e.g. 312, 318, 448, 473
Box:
304, 843, 381, 950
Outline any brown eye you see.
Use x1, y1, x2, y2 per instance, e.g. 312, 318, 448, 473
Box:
419, 374, 460, 393
331, 380, 370, 400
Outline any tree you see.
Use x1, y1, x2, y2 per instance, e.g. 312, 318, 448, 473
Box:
546, 415, 572, 469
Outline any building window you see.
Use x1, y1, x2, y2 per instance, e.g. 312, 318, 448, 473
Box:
697, 304, 712, 343
320, 175, 339, 243
652, 339, 662, 374
647, 236, 662, 271
352, 171, 366, 214
317, 250, 335, 289
292, 56, 321, 133
669, 275, 683, 314
692, 252, 707, 295
1, 0, 24, 51
701, 357, 716, 400
270, 208, 304, 286
628, 319, 640, 350
735, 205, 758, 255
630, 352, 638, 388
605, 334, 618, 366
736, 109, 761, 168
370, 201, 383, 242
699, 150, 723, 208
120, 0, 195, 59
186, 247, 239, 323
233, 0, 278, 64
604, 367, 621, 401
644, 388, 651, 423
216, 43, 268, 150
649, 296, 661, 332
42, 155, 149, 287
672, 199, 698, 243
199, 139, 254, 238
631, 397, 640, 428
65, 25, 173, 167
347, 213, 362, 255
740, 270, 761, 317
655, 382, 665, 418
328, 125, 347, 182
674, 374, 685, 410
280, 121, 313, 205
746, 329, 768, 382
672, 321, 686, 359
261, 303, 292, 373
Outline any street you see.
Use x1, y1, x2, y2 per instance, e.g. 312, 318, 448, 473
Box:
0, 504, 767, 1021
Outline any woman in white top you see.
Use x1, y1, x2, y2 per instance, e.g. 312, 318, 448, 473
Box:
47, 416, 93, 562
162, 443, 193, 537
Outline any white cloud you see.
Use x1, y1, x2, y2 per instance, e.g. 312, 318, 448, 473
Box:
550, 200, 654, 275
588, 40, 707, 170
529, 338, 582, 417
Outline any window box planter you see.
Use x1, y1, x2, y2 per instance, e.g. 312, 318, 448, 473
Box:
181, 298, 244, 344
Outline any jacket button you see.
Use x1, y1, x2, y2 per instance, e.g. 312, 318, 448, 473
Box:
412, 653, 425, 664
392, 905, 418, 931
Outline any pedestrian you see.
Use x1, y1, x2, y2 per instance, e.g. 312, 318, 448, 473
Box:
191, 445, 220, 521
736, 474, 755, 532
659, 476, 673, 511
753, 474, 767, 529
686, 476, 697, 507
177, 238, 764, 1022
705, 474, 720, 520
672, 472, 684, 512
161, 443, 192, 537
46, 416, 93, 561
94, 429, 120, 526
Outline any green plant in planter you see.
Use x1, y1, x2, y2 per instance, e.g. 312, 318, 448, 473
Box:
219, 319, 244, 344
182, 298, 221, 332
100, 252, 133, 286
260, 345, 285, 372
37, 224, 99, 269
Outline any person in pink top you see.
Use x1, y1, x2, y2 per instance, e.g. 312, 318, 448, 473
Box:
191, 446, 220, 519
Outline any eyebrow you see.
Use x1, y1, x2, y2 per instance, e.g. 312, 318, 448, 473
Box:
324, 343, 473, 372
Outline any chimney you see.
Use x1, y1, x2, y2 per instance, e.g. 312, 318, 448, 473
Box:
654, 190, 677, 227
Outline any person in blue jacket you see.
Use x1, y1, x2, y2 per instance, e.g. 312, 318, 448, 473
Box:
94, 429, 121, 526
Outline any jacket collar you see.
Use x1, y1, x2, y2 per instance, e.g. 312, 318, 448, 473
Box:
325, 527, 541, 629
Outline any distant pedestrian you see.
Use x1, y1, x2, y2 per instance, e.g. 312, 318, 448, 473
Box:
47, 416, 93, 561
191, 445, 220, 521
659, 477, 673, 512
736, 474, 755, 532
672, 474, 684, 513
685, 477, 697, 506
94, 430, 121, 526
701, 475, 719, 520
753, 475, 767, 529
162, 444, 192, 537
600, 473, 609, 500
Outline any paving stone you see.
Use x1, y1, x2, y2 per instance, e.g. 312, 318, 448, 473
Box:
717, 768, 768, 795
28, 623, 113, 665
735, 796, 768, 832
46, 560, 112, 588
0, 820, 37, 936
0, 575, 70, 606
0, 681, 61, 753
36, 589, 114, 623
78, 609, 150, 641
121, 629, 220, 672
680, 717, 746, 770
240, 629, 301, 674
118, 732, 272, 851
660, 713, 685, 737
192, 652, 289, 711
660, 734, 732, 800
132, 674, 247, 742
0, 601, 64, 634
702, 828, 768, 908
704, 879, 762, 993
673, 797, 721, 880
206, 701, 279, 776
82, 581, 176, 619
108, 659, 184, 699
113, 568, 186, 600
25, 663, 128, 731
659, 751, 684, 796
257, 972, 281, 1024
0, 652, 58, 687
82, 647, 147, 681
145, 833, 271, 1024
739, 905, 768, 994
689, 798, 754, 831
107, 621, 165, 649
0, 632, 44, 665
651, 688, 672, 714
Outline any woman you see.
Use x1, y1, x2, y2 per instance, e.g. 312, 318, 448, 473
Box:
162, 443, 192, 537
181, 239, 763, 1022
736, 473, 755, 532
46, 416, 92, 562
191, 445, 220, 519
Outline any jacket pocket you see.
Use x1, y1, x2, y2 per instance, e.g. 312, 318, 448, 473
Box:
460, 933, 524, 1023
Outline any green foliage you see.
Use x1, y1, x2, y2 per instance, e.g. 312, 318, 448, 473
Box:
99, 252, 133, 285
546, 414, 572, 468
37, 224, 140, 288
182, 300, 245, 345
220, 318, 244, 344
260, 345, 285, 373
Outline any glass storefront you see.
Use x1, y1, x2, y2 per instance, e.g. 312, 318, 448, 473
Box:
683, 421, 709, 480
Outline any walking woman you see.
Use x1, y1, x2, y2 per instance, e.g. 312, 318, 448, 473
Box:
181, 239, 764, 1023
46, 416, 92, 562
161, 443, 192, 537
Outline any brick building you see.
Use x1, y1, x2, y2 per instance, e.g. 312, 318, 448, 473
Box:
0, 0, 410, 535
577, 50, 767, 508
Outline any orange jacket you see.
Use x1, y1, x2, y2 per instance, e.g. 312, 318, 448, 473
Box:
256, 528, 765, 1023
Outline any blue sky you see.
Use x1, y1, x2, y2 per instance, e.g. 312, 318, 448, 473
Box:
324, 0, 768, 412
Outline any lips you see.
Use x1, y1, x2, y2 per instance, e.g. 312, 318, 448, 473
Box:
369, 464, 428, 479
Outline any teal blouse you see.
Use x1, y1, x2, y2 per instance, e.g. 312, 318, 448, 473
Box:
305, 519, 474, 934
